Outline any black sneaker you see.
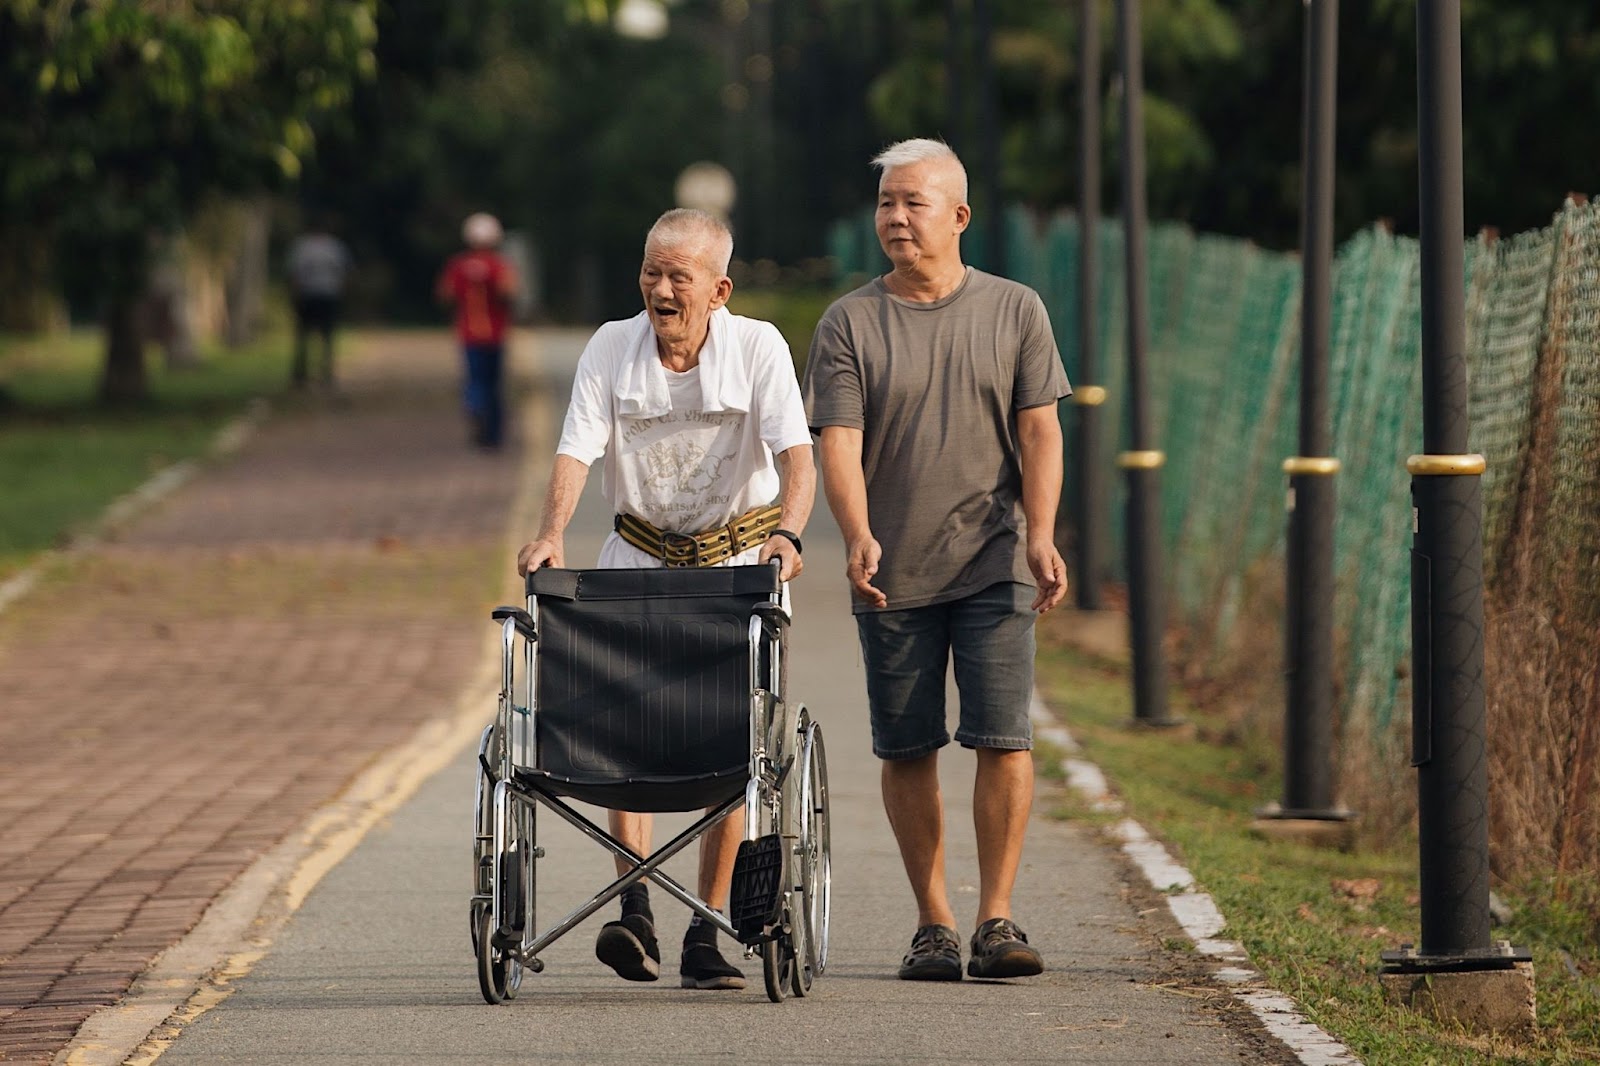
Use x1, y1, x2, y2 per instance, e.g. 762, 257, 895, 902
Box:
966, 917, 1044, 978
679, 940, 747, 990
897, 924, 962, 981
595, 914, 660, 981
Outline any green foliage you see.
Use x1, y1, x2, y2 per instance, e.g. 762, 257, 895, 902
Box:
0, 0, 375, 399
298, 0, 726, 322
2, 1, 376, 271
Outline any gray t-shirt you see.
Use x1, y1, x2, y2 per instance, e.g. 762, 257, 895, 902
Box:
802, 267, 1071, 613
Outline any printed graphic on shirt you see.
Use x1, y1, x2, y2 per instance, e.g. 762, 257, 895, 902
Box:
619, 408, 745, 523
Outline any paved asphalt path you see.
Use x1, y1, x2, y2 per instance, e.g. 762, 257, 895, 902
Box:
152, 329, 1289, 1065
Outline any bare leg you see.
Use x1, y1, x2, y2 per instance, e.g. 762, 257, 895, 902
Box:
609, 810, 652, 879
881, 752, 957, 928
973, 748, 1033, 924
698, 805, 744, 909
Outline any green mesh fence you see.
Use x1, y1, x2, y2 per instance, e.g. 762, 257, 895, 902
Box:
827, 204, 1600, 868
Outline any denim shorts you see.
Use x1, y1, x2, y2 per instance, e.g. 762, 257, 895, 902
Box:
855, 582, 1037, 760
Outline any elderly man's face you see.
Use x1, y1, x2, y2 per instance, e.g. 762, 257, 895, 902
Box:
875, 160, 970, 272
640, 237, 731, 353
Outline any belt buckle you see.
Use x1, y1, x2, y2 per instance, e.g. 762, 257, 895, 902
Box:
662, 530, 698, 568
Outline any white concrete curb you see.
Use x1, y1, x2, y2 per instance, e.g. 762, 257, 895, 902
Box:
1030, 696, 1363, 1066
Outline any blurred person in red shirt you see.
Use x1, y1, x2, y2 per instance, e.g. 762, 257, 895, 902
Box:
436, 213, 520, 449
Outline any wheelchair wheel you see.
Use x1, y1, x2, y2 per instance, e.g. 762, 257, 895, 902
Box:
475, 904, 522, 1004
471, 725, 496, 951
794, 720, 831, 987
762, 934, 795, 1003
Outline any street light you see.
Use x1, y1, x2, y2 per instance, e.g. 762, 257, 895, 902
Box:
614, 0, 669, 40
675, 162, 738, 222
1116, 0, 1177, 728
1379, 0, 1531, 1031
1072, 0, 1107, 612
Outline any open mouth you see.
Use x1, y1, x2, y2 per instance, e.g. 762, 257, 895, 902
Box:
653, 305, 680, 321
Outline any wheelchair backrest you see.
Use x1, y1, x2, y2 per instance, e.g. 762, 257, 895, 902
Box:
525, 566, 781, 790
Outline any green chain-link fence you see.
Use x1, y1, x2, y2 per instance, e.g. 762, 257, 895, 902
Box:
829, 200, 1600, 879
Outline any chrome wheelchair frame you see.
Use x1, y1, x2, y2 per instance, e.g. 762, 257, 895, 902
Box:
469, 564, 830, 1004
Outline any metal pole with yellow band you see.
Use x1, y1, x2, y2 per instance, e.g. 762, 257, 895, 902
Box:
1268, 0, 1355, 833
1115, 0, 1176, 728
1072, 0, 1106, 611
1380, 0, 1529, 983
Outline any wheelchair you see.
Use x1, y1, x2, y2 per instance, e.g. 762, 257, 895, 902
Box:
470, 563, 831, 1004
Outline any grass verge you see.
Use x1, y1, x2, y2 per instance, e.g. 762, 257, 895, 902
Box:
1034, 613, 1600, 1065
0, 328, 293, 580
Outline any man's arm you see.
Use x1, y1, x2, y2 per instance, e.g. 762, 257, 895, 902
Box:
515, 453, 591, 576
817, 426, 886, 608
758, 443, 816, 580
1016, 403, 1068, 612
495, 257, 520, 301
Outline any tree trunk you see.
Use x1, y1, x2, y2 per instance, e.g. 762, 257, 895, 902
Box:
0, 231, 66, 332
146, 241, 200, 370
100, 296, 149, 405
225, 198, 271, 348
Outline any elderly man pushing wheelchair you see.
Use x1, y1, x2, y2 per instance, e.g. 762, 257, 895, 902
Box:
516, 208, 814, 990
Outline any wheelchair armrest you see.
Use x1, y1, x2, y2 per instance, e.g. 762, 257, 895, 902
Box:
751, 601, 789, 639
490, 606, 537, 641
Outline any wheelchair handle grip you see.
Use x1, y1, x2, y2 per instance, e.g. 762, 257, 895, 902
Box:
751, 601, 789, 639
491, 605, 537, 641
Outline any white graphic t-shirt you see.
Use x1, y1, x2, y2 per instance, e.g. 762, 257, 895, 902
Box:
557, 309, 810, 569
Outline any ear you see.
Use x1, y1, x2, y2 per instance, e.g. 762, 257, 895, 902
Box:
710, 274, 733, 310
953, 202, 972, 234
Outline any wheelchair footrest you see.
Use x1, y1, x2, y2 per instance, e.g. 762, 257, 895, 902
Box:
729, 834, 785, 945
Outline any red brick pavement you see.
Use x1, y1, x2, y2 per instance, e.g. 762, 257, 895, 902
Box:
0, 332, 535, 1063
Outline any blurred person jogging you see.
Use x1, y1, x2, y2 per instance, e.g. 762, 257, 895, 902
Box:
436, 213, 520, 449
286, 220, 353, 389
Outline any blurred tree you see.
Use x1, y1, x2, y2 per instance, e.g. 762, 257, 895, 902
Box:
819, 0, 1240, 240
1184, 0, 1600, 246
91, 0, 1587, 332
0, 0, 376, 403
300, 0, 725, 323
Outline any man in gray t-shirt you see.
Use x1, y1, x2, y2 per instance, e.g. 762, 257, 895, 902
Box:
802, 138, 1070, 984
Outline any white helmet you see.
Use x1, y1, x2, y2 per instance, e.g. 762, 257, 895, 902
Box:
462, 212, 503, 249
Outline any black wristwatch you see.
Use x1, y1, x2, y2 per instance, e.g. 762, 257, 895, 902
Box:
769, 528, 803, 555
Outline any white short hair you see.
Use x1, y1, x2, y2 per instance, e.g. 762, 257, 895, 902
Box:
871, 138, 969, 203
462, 212, 503, 249
645, 209, 734, 275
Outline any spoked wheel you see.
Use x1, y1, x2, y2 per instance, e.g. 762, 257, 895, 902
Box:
478, 781, 528, 1005
471, 725, 497, 952
475, 904, 522, 1004
762, 930, 796, 1003
792, 720, 831, 994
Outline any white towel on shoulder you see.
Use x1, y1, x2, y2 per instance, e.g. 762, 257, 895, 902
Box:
613, 307, 753, 418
